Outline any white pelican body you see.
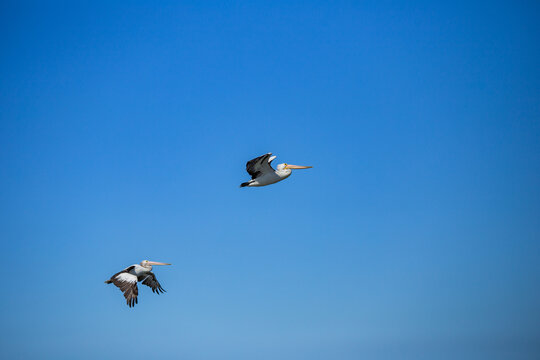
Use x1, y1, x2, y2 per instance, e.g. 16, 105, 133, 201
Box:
240, 153, 312, 187
105, 260, 171, 307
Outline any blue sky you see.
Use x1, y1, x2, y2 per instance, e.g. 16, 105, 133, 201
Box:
1, 1, 539, 359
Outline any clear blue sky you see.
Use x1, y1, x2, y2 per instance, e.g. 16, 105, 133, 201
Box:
1, 1, 539, 359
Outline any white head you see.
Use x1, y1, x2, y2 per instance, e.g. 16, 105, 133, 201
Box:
276, 163, 288, 172
140, 260, 172, 269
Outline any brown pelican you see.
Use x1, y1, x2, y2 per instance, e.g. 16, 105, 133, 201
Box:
240, 153, 312, 187
105, 260, 171, 307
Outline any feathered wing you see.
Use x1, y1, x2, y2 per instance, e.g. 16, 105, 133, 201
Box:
105, 266, 139, 307
140, 272, 166, 294
245, 153, 276, 179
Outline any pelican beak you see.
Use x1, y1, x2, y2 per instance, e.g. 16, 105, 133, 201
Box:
284, 164, 312, 169
147, 261, 172, 266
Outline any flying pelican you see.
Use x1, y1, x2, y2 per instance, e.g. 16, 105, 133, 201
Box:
240, 153, 312, 187
105, 260, 171, 307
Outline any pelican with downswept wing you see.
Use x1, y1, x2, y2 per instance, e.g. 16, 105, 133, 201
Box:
105, 260, 171, 307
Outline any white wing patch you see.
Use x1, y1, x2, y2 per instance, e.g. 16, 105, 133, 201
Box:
115, 272, 137, 283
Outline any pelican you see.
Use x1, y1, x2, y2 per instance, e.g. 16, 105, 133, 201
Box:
105, 260, 171, 307
240, 153, 312, 187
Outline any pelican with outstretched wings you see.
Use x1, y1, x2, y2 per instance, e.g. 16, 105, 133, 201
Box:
240, 153, 312, 187
105, 260, 171, 307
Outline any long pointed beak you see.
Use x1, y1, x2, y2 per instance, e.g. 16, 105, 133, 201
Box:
147, 261, 172, 266
285, 164, 312, 169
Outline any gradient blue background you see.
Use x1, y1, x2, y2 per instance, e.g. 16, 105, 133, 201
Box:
1, 1, 539, 359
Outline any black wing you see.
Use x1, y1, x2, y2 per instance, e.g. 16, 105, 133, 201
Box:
106, 266, 139, 307
246, 153, 275, 179
140, 272, 166, 294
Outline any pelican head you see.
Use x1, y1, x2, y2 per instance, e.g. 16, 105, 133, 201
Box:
277, 163, 313, 171
141, 260, 172, 269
